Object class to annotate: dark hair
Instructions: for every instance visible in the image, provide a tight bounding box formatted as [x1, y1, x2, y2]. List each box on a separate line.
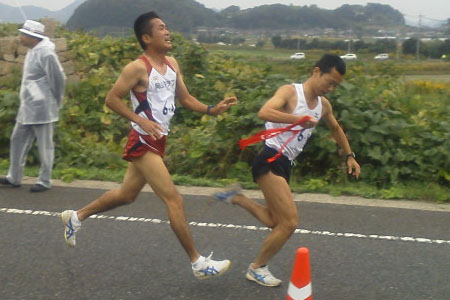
[314, 54, 346, 75]
[134, 11, 160, 50]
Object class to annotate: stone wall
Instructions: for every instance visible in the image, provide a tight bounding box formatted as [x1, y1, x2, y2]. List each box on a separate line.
[0, 27, 79, 84]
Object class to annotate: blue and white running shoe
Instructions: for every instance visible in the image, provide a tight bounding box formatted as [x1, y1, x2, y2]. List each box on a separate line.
[212, 183, 242, 204]
[246, 264, 282, 287]
[192, 252, 231, 279]
[61, 210, 80, 247]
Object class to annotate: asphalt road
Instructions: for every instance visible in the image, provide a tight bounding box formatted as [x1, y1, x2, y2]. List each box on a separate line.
[1, 184, 449, 300]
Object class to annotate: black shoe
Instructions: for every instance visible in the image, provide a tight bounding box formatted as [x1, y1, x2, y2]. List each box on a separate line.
[0, 177, 21, 187]
[30, 184, 49, 193]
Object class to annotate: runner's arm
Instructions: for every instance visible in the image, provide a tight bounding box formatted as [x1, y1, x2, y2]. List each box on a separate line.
[322, 98, 360, 178]
[258, 85, 318, 127]
[168, 57, 237, 115]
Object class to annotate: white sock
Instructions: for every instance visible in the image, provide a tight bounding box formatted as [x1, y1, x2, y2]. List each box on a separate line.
[192, 255, 205, 269]
[71, 211, 81, 227]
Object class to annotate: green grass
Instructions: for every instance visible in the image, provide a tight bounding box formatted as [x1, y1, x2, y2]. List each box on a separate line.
[205, 45, 450, 79]
[205, 45, 293, 59]
[402, 74, 450, 82]
[205, 45, 328, 61]
[1, 160, 448, 203]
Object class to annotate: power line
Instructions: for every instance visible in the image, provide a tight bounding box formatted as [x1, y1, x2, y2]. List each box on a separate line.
[14, 0, 28, 21]
[404, 14, 446, 22]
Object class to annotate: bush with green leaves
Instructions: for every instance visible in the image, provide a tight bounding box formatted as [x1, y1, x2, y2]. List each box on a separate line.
[0, 23, 19, 37]
[317, 63, 449, 186]
[0, 25, 448, 197]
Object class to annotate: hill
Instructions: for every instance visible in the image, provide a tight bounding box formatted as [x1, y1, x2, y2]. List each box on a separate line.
[223, 3, 404, 30]
[66, 0, 405, 34]
[67, 0, 221, 34]
[0, 0, 85, 24]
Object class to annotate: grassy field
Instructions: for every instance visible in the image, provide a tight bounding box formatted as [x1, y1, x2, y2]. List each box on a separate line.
[402, 74, 450, 82]
[205, 44, 450, 80]
[204, 44, 324, 60]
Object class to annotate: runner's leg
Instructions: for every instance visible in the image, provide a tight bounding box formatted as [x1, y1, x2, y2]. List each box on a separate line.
[76, 162, 146, 221]
[131, 151, 200, 262]
[252, 171, 298, 268]
[231, 194, 276, 228]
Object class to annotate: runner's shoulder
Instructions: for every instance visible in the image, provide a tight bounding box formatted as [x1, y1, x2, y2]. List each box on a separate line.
[320, 96, 331, 107]
[277, 84, 297, 99]
[165, 56, 180, 72]
[320, 96, 332, 114]
[121, 59, 148, 77]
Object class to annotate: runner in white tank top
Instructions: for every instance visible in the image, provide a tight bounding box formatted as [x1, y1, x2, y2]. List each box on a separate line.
[212, 54, 360, 287]
[60, 12, 238, 281]
[265, 83, 322, 161]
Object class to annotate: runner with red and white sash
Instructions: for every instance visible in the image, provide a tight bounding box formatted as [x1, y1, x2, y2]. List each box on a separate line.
[214, 54, 361, 287]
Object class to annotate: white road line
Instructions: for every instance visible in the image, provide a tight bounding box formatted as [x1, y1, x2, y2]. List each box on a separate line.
[2, 207, 450, 246]
[17, 177, 450, 212]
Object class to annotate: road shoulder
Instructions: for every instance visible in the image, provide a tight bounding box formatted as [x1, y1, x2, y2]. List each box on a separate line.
[22, 177, 450, 213]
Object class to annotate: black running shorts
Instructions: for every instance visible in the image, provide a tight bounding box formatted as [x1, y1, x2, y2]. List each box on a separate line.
[251, 145, 293, 183]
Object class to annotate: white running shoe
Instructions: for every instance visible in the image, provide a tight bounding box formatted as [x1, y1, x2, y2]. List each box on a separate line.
[192, 252, 231, 279]
[212, 183, 243, 204]
[246, 264, 282, 287]
[61, 210, 81, 247]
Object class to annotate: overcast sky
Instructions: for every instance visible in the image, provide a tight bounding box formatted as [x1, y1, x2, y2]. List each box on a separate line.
[1, 0, 449, 21]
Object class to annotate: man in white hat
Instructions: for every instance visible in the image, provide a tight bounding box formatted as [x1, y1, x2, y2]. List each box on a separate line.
[0, 20, 65, 192]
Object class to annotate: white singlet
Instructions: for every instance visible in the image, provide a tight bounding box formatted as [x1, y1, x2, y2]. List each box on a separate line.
[265, 84, 322, 161]
[130, 56, 177, 136]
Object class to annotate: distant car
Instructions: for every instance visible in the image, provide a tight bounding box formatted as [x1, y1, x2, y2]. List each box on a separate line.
[290, 52, 306, 60]
[340, 53, 357, 60]
[374, 53, 389, 60]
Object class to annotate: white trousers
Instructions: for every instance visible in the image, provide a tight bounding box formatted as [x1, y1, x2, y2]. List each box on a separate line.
[6, 122, 55, 188]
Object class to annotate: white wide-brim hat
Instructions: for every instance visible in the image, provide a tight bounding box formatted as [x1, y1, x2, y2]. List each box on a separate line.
[18, 20, 46, 39]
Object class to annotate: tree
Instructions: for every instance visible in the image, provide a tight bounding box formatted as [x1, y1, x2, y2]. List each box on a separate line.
[256, 40, 265, 48]
[441, 39, 450, 54]
[272, 35, 282, 48]
[369, 39, 396, 53]
[402, 38, 420, 55]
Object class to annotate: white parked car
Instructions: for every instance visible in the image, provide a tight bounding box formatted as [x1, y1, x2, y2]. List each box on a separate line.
[340, 53, 357, 60]
[290, 52, 306, 59]
[374, 53, 389, 60]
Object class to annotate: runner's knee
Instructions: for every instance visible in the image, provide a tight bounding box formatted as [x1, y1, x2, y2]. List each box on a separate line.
[163, 193, 184, 210]
[278, 214, 298, 233]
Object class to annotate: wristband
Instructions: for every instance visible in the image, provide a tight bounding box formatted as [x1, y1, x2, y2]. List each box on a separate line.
[346, 152, 356, 161]
[206, 105, 214, 115]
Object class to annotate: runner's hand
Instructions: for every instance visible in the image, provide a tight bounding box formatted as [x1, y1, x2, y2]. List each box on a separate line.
[301, 117, 318, 128]
[347, 158, 361, 179]
[137, 118, 164, 140]
[209, 97, 238, 116]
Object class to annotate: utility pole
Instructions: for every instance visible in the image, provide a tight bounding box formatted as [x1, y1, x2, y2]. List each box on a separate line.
[416, 14, 422, 60]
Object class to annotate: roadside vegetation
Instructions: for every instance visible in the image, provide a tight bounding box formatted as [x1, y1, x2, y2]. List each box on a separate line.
[0, 25, 448, 202]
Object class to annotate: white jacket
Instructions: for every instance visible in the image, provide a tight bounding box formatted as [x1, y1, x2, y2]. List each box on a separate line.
[17, 37, 66, 124]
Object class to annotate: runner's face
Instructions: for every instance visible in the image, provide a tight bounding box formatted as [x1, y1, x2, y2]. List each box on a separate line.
[313, 67, 343, 96]
[148, 18, 172, 51]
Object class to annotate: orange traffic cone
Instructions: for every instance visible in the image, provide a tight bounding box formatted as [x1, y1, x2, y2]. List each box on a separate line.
[286, 247, 312, 300]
